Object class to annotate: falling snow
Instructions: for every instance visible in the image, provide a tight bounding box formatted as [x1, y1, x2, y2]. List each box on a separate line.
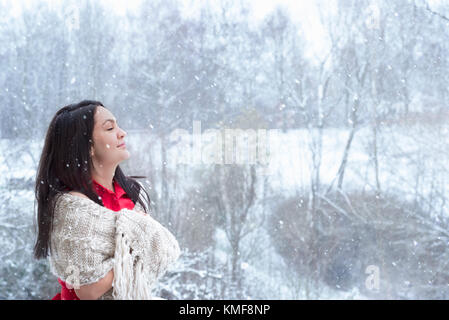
[1, 0, 448, 301]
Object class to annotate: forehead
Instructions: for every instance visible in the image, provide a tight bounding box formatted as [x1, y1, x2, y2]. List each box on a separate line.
[94, 106, 115, 123]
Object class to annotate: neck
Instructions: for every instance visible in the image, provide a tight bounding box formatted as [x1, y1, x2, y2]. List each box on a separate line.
[91, 160, 117, 192]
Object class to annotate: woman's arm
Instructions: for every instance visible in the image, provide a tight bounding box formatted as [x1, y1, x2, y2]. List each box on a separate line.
[74, 269, 114, 300]
[66, 191, 114, 300]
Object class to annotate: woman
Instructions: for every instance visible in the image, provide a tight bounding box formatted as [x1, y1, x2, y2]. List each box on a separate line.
[33, 100, 180, 300]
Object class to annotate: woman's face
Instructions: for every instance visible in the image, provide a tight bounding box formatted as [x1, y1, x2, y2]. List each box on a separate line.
[90, 106, 129, 165]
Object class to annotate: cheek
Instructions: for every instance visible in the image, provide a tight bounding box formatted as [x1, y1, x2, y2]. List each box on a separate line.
[92, 134, 115, 155]
[100, 143, 115, 155]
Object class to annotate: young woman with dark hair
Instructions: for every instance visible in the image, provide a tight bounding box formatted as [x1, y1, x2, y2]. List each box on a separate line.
[33, 100, 180, 300]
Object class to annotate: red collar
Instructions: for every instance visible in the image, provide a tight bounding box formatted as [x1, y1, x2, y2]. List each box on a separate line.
[92, 178, 126, 198]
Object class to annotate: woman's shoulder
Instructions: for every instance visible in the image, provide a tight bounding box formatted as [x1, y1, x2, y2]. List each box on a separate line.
[54, 191, 100, 215]
[67, 190, 89, 199]
[52, 191, 116, 228]
[55, 191, 90, 206]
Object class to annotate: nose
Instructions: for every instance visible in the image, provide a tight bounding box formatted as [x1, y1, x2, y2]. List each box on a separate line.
[118, 127, 127, 138]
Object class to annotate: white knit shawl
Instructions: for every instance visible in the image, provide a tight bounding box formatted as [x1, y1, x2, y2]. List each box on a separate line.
[48, 192, 181, 300]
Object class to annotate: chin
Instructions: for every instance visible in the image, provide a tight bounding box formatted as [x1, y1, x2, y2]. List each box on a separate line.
[117, 149, 130, 161]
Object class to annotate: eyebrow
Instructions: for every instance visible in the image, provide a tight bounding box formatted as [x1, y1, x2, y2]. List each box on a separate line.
[102, 119, 116, 126]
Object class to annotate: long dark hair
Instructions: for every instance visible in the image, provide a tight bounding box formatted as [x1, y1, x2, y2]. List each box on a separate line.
[33, 100, 151, 259]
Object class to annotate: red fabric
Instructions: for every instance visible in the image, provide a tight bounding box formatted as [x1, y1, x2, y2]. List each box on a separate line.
[52, 178, 136, 300]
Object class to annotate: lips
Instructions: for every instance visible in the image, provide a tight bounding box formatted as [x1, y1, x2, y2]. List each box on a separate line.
[117, 142, 126, 148]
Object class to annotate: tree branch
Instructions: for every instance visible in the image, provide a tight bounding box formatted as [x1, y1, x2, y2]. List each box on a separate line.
[422, 1, 449, 22]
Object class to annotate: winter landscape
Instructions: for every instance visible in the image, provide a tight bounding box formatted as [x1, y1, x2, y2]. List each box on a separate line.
[1, 0, 449, 299]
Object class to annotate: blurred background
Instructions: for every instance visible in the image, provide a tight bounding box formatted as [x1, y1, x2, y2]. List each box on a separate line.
[1, 0, 449, 299]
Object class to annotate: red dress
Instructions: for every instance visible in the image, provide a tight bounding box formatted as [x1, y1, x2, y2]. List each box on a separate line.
[52, 178, 136, 300]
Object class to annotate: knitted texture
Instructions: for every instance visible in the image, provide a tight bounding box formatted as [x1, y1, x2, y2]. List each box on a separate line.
[48, 192, 181, 300]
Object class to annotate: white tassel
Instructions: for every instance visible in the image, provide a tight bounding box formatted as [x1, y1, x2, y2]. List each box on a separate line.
[111, 210, 180, 300]
[112, 232, 135, 300]
[113, 230, 155, 300]
[134, 258, 153, 299]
